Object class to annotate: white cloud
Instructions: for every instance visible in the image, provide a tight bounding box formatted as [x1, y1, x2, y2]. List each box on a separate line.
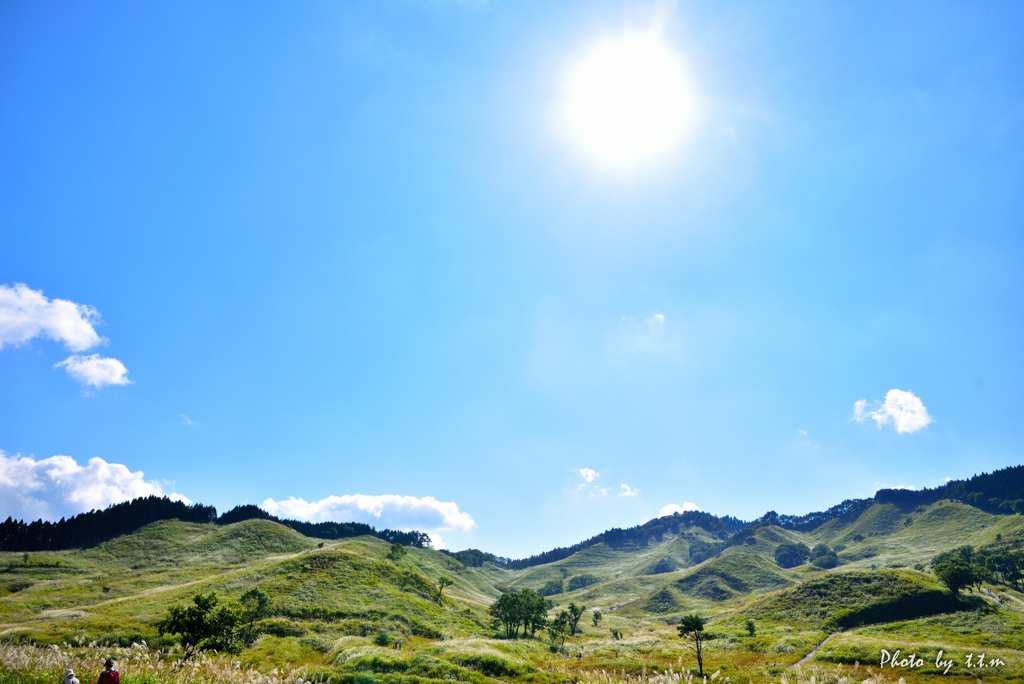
[573, 468, 637, 499]
[179, 414, 194, 426]
[874, 481, 917, 491]
[854, 389, 934, 434]
[260, 494, 477, 534]
[659, 502, 701, 516]
[797, 429, 808, 436]
[0, 283, 131, 389]
[55, 354, 132, 388]
[0, 450, 191, 521]
[0, 283, 104, 351]
[618, 483, 639, 497]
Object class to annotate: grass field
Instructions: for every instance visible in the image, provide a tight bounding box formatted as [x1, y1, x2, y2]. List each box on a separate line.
[2, 502, 1023, 684]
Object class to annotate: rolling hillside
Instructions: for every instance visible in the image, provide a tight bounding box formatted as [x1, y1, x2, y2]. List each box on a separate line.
[3, 470, 1024, 683]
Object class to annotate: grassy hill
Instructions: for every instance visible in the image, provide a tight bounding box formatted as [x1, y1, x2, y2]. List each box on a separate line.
[3, 497, 1024, 683]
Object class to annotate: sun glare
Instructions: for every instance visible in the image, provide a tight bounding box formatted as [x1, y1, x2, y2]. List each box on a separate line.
[563, 34, 696, 169]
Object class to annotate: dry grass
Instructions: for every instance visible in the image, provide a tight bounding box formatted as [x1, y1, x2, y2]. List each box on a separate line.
[0, 641, 921, 684]
[0, 641, 317, 684]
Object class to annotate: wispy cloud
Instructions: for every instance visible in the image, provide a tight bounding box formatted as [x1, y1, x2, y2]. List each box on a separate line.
[54, 354, 132, 388]
[854, 389, 933, 434]
[179, 414, 194, 426]
[618, 483, 639, 497]
[573, 468, 636, 499]
[260, 494, 477, 543]
[874, 481, 917, 491]
[0, 283, 104, 351]
[0, 450, 190, 521]
[659, 502, 701, 516]
[613, 312, 676, 354]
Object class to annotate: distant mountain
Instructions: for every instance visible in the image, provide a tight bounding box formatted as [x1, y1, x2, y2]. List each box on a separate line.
[0, 496, 216, 552]
[752, 464, 1024, 533]
[1, 464, 1020, 558]
[443, 509, 746, 569]
[0, 499, 428, 553]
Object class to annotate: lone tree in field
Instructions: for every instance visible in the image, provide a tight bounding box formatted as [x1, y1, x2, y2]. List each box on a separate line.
[548, 609, 569, 647]
[156, 592, 240, 661]
[677, 613, 710, 677]
[933, 557, 977, 598]
[592, 609, 602, 627]
[436, 575, 453, 604]
[238, 588, 272, 646]
[567, 602, 586, 635]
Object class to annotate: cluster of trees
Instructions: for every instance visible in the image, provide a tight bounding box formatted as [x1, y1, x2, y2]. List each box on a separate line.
[774, 543, 811, 568]
[754, 466, 1024, 537]
[488, 589, 548, 638]
[216, 505, 431, 547]
[876, 465, 1024, 514]
[774, 542, 841, 569]
[756, 499, 875, 533]
[932, 544, 1024, 597]
[0, 496, 217, 552]
[0, 497, 437, 554]
[486, 590, 594, 647]
[156, 589, 272, 661]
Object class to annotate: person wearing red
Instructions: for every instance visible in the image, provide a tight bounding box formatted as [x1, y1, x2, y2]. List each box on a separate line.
[97, 658, 120, 684]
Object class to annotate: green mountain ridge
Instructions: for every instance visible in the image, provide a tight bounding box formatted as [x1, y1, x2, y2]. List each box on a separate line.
[3, 467, 1024, 683]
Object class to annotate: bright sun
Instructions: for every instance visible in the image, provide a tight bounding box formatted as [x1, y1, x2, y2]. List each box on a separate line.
[563, 34, 696, 169]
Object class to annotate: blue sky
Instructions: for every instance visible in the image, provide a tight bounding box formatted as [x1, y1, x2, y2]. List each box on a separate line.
[1, 1, 1022, 557]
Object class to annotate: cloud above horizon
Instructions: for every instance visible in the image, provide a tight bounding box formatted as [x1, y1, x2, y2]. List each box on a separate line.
[574, 467, 638, 499]
[0, 451, 191, 521]
[0, 283, 131, 388]
[659, 502, 701, 516]
[260, 493, 477, 548]
[54, 354, 132, 388]
[0, 283, 104, 351]
[854, 389, 933, 434]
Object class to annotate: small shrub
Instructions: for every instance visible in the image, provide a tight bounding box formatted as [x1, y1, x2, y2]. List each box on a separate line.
[259, 618, 306, 638]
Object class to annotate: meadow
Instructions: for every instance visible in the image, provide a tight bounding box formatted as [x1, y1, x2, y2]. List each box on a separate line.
[2, 500, 1023, 684]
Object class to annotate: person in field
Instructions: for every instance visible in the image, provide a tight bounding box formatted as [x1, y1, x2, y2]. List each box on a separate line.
[62, 668, 79, 684]
[97, 658, 120, 684]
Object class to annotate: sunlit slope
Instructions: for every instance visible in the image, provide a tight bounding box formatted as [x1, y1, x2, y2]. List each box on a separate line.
[525, 501, 1022, 623]
[2, 499, 1022, 647]
[0, 519, 500, 642]
[741, 570, 955, 628]
[817, 501, 1024, 571]
[501, 521, 729, 612]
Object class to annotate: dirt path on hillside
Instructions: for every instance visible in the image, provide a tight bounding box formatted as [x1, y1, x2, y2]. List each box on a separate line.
[0, 547, 316, 637]
[792, 632, 839, 668]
